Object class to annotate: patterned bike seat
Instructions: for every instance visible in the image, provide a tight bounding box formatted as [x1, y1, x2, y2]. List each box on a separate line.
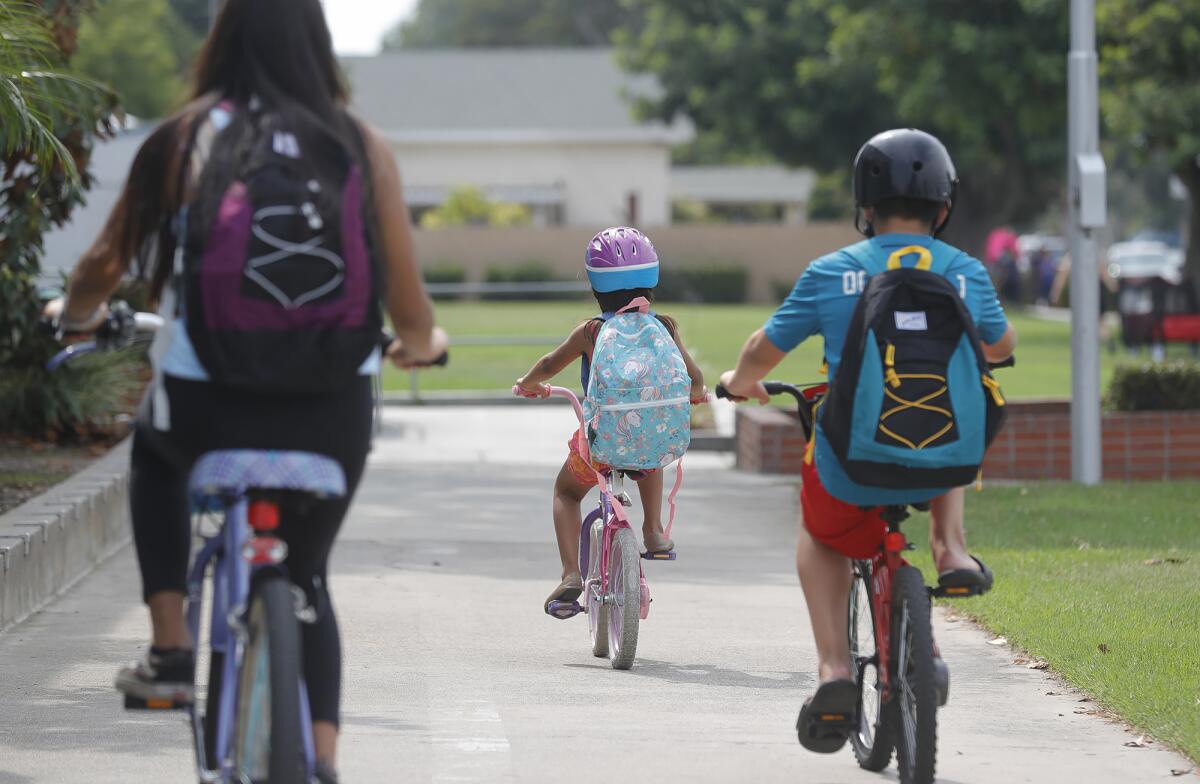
[190, 450, 347, 507]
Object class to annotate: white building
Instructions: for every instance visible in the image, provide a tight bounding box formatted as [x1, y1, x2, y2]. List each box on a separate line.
[343, 48, 694, 228]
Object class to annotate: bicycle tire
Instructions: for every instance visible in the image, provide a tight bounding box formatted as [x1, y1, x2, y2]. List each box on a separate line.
[203, 652, 223, 771]
[232, 575, 307, 784]
[848, 561, 894, 771]
[607, 527, 641, 670]
[586, 518, 610, 658]
[889, 565, 938, 784]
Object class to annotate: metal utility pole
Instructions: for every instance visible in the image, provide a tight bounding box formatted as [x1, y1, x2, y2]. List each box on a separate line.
[210, 0, 220, 30]
[1068, 0, 1107, 484]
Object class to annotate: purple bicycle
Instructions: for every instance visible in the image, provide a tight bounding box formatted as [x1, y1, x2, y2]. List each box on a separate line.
[513, 385, 656, 670]
[48, 304, 342, 783]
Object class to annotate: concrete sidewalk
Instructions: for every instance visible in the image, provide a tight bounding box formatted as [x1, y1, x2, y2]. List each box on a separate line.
[0, 406, 1194, 783]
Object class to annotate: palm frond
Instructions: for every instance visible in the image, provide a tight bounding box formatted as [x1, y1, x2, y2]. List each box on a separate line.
[0, 1, 115, 183]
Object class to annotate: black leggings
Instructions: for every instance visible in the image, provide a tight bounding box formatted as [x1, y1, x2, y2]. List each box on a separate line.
[130, 375, 373, 726]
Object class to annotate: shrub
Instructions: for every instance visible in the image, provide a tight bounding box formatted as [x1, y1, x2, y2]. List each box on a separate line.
[657, 264, 749, 304]
[0, 349, 146, 440]
[423, 263, 466, 301]
[771, 278, 796, 303]
[482, 261, 582, 301]
[1106, 362, 1200, 412]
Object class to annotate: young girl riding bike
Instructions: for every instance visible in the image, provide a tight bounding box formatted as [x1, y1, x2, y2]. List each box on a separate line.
[515, 227, 706, 617]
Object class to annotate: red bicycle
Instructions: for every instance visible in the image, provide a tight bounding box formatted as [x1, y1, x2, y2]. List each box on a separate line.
[718, 378, 998, 784]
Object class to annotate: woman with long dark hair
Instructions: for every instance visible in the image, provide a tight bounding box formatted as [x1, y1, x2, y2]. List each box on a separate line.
[45, 0, 446, 777]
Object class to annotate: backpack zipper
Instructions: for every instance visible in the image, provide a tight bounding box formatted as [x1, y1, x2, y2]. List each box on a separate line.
[598, 396, 691, 412]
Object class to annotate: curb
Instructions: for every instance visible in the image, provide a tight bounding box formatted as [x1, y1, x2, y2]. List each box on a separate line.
[0, 440, 131, 632]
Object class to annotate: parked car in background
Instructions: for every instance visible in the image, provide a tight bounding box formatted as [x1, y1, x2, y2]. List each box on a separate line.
[1107, 240, 1194, 354]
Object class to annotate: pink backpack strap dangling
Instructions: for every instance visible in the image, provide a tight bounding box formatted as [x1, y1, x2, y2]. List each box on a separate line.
[616, 296, 651, 315]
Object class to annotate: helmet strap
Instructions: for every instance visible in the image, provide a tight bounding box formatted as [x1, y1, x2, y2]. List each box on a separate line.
[933, 185, 958, 237]
[855, 207, 876, 239]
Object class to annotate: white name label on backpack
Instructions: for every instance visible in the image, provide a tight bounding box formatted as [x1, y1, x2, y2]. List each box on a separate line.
[894, 311, 928, 331]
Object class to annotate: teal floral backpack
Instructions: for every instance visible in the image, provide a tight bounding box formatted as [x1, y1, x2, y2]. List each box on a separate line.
[582, 298, 692, 471]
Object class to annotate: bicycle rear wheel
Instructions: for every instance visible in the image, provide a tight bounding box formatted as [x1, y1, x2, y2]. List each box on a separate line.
[889, 566, 938, 784]
[848, 561, 894, 771]
[607, 527, 641, 670]
[232, 575, 307, 784]
[586, 517, 609, 658]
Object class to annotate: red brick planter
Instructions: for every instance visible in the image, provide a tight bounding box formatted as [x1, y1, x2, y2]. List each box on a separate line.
[735, 401, 1200, 480]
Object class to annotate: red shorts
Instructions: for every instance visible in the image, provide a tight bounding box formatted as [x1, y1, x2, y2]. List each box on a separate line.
[800, 457, 887, 559]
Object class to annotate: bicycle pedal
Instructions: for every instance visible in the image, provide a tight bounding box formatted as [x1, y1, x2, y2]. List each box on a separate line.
[931, 585, 982, 599]
[812, 712, 856, 730]
[641, 551, 676, 561]
[123, 694, 189, 711]
[545, 600, 581, 620]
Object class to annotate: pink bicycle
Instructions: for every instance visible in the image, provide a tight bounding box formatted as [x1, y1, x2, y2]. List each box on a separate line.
[514, 385, 663, 670]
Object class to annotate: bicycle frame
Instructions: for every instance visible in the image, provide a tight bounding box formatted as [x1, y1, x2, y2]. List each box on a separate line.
[861, 514, 912, 703]
[514, 385, 642, 605]
[186, 497, 315, 783]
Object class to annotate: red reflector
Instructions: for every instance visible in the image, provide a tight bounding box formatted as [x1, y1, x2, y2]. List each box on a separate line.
[248, 500, 280, 531]
[885, 532, 907, 553]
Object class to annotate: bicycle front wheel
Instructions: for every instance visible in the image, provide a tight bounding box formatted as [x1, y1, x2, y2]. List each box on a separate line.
[607, 527, 641, 670]
[889, 565, 938, 784]
[848, 561, 893, 771]
[586, 517, 609, 658]
[233, 575, 307, 784]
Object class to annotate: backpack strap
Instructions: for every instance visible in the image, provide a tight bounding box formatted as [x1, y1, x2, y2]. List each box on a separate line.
[664, 459, 683, 541]
[846, 239, 959, 278]
[617, 296, 651, 314]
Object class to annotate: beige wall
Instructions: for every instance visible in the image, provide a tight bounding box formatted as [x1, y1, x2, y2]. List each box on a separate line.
[394, 142, 672, 227]
[412, 223, 861, 302]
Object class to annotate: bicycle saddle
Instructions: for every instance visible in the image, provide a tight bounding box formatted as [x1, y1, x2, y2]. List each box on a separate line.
[190, 449, 347, 505]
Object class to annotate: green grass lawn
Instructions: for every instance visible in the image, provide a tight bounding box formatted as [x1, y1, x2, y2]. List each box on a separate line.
[904, 483, 1200, 762]
[387, 302, 1164, 398]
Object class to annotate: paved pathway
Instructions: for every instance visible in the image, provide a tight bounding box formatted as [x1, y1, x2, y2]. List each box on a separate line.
[0, 407, 1194, 783]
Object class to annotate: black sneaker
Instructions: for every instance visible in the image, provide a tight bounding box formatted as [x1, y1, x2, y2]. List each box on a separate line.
[316, 761, 339, 784]
[114, 647, 195, 706]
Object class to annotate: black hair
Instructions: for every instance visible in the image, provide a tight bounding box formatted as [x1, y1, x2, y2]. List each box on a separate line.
[593, 288, 655, 313]
[871, 197, 943, 229]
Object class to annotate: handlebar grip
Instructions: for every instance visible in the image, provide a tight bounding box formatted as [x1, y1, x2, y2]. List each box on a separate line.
[714, 384, 732, 400]
[988, 355, 1016, 370]
[427, 351, 449, 368]
[762, 381, 790, 396]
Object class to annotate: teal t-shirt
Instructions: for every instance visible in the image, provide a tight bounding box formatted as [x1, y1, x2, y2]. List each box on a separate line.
[764, 233, 1009, 505]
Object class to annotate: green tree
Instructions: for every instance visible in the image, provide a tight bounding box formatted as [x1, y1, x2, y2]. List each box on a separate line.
[385, 0, 632, 48]
[419, 187, 531, 229]
[169, 0, 209, 37]
[74, 0, 194, 119]
[0, 0, 131, 438]
[1099, 0, 1200, 278]
[619, 0, 1069, 253]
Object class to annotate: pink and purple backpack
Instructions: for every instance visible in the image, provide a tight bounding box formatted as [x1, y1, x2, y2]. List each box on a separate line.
[178, 102, 382, 394]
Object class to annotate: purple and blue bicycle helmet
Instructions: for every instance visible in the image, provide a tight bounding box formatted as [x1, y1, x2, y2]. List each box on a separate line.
[584, 227, 660, 293]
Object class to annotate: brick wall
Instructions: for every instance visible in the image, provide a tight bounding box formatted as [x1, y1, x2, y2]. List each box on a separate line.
[735, 401, 1200, 481]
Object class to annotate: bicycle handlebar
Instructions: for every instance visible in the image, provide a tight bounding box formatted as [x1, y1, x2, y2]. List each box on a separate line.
[512, 384, 585, 424]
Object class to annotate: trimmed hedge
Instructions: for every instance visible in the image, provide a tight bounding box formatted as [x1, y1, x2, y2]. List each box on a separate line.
[1106, 362, 1200, 412]
[423, 264, 467, 301]
[482, 261, 584, 301]
[657, 264, 749, 304]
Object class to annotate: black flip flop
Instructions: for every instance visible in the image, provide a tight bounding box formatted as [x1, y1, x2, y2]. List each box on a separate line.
[796, 679, 858, 753]
[937, 555, 994, 596]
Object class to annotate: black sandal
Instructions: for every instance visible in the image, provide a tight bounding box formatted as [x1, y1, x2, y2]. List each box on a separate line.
[796, 679, 858, 753]
[937, 555, 994, 596]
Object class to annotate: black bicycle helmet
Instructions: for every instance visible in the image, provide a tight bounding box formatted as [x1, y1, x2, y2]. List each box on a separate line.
[853, 128, 958, 236]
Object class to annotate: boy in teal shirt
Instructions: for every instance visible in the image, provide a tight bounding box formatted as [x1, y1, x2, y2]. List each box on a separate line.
[720, 129, 1017, 752]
